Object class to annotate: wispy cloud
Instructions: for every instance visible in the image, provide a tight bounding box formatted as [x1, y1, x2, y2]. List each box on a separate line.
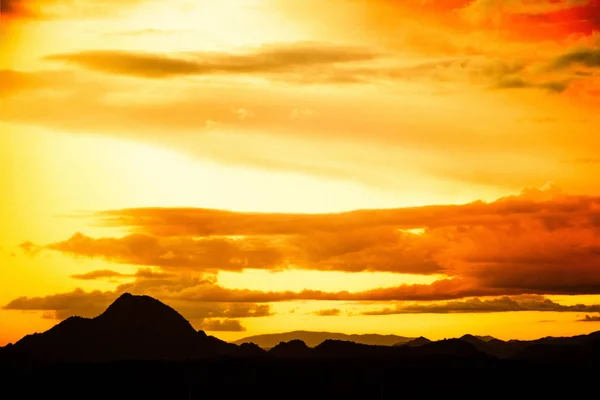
[361, 295, 600, 315]
[578, 314, 600, 322]
[44, 43, 381, 79]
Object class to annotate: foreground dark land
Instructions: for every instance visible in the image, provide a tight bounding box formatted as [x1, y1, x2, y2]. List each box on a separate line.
[1, 293, 599, 399]
[1, 357, 598, 399]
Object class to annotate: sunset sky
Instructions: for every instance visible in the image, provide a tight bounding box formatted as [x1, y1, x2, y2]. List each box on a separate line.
[1, 0, 600, 345]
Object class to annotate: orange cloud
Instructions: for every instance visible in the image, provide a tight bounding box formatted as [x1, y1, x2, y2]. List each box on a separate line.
[4, 283, 273, 322]
[579, 314, 600, 322]
[312, 308, 342, 317]
[369, 0, 599, 41]
[44, 44, 381, 79]
[360, 295, 600, 315]
[48, 233, 286, 272]
[35, 45, 587, 94]
[1, 0, 37, 19]
[69, 268, 174, 281]
[0, 0, 152, 20]
[25, 186, 600, 297]
[196, 319, 246, 332]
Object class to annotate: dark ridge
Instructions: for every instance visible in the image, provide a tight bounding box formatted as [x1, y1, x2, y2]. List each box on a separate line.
[1, 293, 600, 369]
[238, 342, 267, 357]
[268, 340, 312, 358]
[398, 336, 431, 347]
[406, 339, 490, 360]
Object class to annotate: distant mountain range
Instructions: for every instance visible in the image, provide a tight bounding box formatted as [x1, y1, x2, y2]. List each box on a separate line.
[233, 331, 415, 348]
[2, 293, 600, 365]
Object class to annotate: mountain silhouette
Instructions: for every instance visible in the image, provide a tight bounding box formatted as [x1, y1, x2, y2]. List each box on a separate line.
[2, 293, 600, 366]
[233, 330, 415, 348]
[3, 293, 237, 362]
[3, 294, 600, 399]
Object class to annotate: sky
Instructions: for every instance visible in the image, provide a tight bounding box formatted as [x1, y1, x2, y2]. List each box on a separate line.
[1, 0, 600, 345]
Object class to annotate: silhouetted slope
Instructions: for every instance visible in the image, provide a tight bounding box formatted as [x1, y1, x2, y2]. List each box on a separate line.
[238, 342, 268, 357]
[4, 293, 237, 362]
[404, 339, 491, 360]
[268, 339, 312, 358]
[264, 337, 494, 362]
[314, 339, 387, 358]
[511, 331, 600, 362]
[233, 330, 414, 348]
[398, 336, 431, 347]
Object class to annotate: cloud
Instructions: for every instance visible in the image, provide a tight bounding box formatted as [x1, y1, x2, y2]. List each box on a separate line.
[360, 0, 600, 45]
[1, 0, 36, 18]
[47, 232, 287, 272]
[4, 289, 115, 320]
[32, 186, 600, 297]
[196, 319, 246, 332]
[457, 0, 600, 40]
[0, 55, 592, 192]
[0, 0, 152, 20]
[7, 277, 600, 326]
[460, 0, 592, 22]
[552, 48, 600, 70]
[18, 241, 41, 255]
[37, 44, 581, 93]
[312, 308, 341, 316]
[69, 268, 174, 280]
[70, 269, 130, 280]
[44, 43, 381, 79]
[494, 76, 570, 93]
[579, 314, 600, 322]
[3, 274, 274, 321]
[360, 295, 600, 315]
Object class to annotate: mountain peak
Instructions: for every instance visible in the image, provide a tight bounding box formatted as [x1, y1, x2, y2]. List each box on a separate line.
[92, 293, 198, 344]
[6, 293, 236, 362]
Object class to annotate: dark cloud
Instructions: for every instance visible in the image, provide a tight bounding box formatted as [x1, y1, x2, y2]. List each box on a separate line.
[7, 280, 600, 328]
[4, 289, 115, 320]
[70, 269, 130, 280]
[196, 319, 246, 332]
[579, 314, 600, 322]
[552, 48, 600, 70]
[360, 295, 600, 315]
[161, 277, 518, 303]
[38, 46, 577, 94]
[1, 0, 152, 20]
[1, 0, 33, 17]
[69, 268, 174, 280]
[44, 44, 381, 79]
[312, 308, 342, 316]
[494, 76, 570, 93]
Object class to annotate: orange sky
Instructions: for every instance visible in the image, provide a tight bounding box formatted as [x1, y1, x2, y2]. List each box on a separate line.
[1, 0, 600, 345]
